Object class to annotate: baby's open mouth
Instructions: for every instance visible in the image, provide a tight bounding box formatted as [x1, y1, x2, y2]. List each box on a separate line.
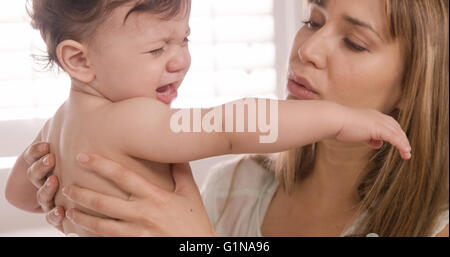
[156, 83, 178, 105]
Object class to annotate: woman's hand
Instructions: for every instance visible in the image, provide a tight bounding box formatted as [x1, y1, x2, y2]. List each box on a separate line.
[24, 141, 65, 232]
[62, 153, 217, 237]
[335, 107, 412, 159]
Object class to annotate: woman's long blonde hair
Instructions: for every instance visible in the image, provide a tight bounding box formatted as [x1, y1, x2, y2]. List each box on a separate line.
[274, 0, 449, 237]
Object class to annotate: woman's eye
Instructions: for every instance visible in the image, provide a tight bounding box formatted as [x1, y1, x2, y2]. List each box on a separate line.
[303, 19, 322, 30]
[184, 37, 190, 43]
[343, 38, 368, 52]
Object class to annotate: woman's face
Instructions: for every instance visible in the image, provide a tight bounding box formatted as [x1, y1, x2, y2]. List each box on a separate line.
[287, 0, 405, 114]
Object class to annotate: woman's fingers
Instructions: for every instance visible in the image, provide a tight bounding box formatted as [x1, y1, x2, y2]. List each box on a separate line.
[27, 154, 55, 188]
[23, 142, 50, 165]
[76, 153, 167, 198]
[66, 208, 143, 237]
[62, 184, 135, 221]
[45, 206, 65, 233]
[36, 175, 59, 212]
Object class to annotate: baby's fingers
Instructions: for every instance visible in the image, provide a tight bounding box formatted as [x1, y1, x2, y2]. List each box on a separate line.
[366, 139, 384, 149]
[380, 125, 411, 160]
[394, 127, 412, 160]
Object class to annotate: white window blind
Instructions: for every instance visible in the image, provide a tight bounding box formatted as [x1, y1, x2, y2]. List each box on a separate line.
[173, 0, 277, 108]
[0, 0, 70, 121]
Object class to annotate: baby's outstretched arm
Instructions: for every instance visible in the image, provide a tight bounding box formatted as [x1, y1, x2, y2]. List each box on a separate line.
[105, 97, 411, 163]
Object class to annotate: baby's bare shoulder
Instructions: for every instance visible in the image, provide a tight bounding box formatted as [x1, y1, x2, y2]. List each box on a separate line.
[107, 97, 166, 116]
[100, 97, 169, 130]
[86, 97, 164, 144]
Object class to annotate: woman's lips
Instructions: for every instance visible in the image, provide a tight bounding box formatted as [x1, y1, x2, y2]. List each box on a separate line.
[156, 83, 178, 105]
[287, 78, 319, 100]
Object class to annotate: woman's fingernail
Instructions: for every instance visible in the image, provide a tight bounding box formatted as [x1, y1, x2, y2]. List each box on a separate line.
[54, 208, 60, 217]
[66, 209, 74, 221]
[45, 178, 52, 188]
[77, 153, 90, 164]
[43, 156, 50, 166]
[62, 186, 70, 197]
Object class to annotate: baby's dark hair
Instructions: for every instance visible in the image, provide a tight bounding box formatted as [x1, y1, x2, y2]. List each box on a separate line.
[28, 0, 190, 70]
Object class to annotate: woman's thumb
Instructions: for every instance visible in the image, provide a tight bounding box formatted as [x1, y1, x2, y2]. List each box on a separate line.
[172, 163, 198, 194]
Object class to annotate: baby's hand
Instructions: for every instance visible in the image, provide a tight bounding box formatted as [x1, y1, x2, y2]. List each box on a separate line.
[335, 107, 411, 160]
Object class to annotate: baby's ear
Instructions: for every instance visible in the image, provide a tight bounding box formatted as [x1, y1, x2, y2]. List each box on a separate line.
[56, 40, 95, 83]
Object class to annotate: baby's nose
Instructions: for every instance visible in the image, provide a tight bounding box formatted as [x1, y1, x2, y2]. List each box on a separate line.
[167, 49, 191, 73]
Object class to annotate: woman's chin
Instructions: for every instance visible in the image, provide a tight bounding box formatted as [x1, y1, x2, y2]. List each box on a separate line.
[286, 94, 297, 100]
[286, 93, 311, 101]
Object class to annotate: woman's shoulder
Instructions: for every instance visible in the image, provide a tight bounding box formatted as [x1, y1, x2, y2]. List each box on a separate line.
[200, 155, 275, 196]
[433, 209, 449, 237]
[199, 155, 277, 236]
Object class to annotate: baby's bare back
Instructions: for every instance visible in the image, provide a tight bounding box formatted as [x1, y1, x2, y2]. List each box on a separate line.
[42, 91, 175, 236]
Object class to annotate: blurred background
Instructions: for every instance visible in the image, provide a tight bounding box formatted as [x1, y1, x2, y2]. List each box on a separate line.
[0, 0, 305, 236]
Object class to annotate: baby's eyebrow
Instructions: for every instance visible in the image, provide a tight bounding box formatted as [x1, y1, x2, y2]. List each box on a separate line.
[148, 27, 191, 43]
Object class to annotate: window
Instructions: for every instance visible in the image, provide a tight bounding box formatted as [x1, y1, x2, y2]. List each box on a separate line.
[175, 0, 277, 108]
[0, 0, 305, 169]
[0, 1, 70, 121]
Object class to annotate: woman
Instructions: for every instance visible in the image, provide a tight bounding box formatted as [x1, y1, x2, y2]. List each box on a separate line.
[21, 0, 448, 236]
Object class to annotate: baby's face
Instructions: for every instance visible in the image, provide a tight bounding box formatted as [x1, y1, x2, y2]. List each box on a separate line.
[87, 3, 191, 105]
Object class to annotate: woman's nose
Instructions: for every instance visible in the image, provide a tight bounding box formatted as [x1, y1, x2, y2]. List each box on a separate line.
[297, 31, 328, 69]
[166, 48, 191, 73]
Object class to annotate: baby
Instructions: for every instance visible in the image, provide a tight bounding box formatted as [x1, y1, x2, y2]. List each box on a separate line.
[5, 0, 411, 237]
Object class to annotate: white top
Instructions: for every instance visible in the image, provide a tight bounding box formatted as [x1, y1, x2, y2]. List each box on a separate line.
[200, 156, 449, 237]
